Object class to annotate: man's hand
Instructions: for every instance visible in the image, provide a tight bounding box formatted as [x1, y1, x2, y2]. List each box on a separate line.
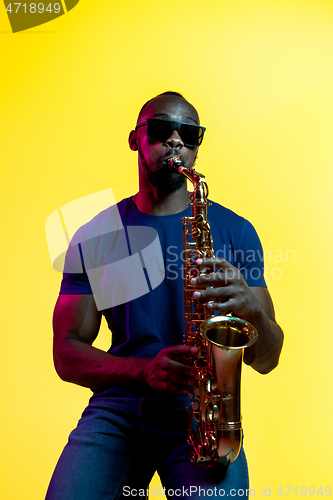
[189, 258, 284, 374]
[190, 258, 262, 319]
[143, 345, 198, 394]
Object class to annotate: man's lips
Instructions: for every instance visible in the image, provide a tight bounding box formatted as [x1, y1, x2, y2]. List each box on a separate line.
[162, 151, 181, 160]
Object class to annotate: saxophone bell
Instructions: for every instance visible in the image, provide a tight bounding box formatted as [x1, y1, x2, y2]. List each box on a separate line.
[197, 315, 257, 467]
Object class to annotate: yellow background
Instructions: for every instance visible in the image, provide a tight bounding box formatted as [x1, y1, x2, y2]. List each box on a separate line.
[1, 0, 332, 498]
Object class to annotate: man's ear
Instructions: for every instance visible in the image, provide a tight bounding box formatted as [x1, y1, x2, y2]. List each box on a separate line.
[128, 130, 138, 151]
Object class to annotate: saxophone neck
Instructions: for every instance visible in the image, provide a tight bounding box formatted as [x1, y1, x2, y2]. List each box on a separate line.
[167, 156, 208, 196]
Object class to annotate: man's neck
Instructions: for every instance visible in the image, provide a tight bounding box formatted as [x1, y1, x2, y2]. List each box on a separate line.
[133, 184, 190, 216]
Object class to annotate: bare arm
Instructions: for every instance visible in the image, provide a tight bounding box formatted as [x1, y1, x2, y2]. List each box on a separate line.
[53, 294, 197, 392]
[241, 286, 283, 373]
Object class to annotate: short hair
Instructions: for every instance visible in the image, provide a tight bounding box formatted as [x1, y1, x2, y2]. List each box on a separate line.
[137, 91, 186, 123]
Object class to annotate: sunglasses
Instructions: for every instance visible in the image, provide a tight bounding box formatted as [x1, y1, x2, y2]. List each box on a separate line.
[135, 118, 206, 147]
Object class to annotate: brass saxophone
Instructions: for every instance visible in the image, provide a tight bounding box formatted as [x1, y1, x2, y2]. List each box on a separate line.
[168, 156, 258, 468]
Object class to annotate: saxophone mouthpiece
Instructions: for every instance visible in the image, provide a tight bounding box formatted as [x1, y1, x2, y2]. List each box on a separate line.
[167, 155, 184, 173]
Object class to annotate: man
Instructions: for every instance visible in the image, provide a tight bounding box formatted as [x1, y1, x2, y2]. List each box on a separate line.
[45, 91, 283, 500]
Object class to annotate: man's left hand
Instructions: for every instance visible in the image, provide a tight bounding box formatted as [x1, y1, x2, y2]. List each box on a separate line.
[190, 257, 262, 318]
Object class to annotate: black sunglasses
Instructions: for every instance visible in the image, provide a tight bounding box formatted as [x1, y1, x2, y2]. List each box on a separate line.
[135, 118, 205, 147]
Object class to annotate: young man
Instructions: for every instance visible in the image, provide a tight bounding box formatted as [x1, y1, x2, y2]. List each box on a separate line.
[45, 92, 283, 499]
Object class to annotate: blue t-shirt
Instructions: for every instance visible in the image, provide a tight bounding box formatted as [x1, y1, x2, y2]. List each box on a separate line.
[60, 197, 266, 359]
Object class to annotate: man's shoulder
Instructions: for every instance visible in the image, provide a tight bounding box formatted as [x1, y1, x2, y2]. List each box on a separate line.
[71, 198, 129, 246]
[208, 200, 260, 244]
[209, 200, 245, 226]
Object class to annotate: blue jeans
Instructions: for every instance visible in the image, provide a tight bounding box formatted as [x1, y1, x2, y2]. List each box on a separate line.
[45, 389, 249, 500]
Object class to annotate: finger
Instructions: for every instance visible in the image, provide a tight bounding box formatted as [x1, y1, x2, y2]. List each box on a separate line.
[196, 257, 233, 270]
[163, 369, 197, 387]
[191, 272, 227, 288]
[147, 364, 196, 394]
[193, 286, 234, 301]
[206, 298, 235, 313]
[191, 269, 240, 288]
[161, 382, 193, 395]
[155, 369, 196, 394]
[164, 345, 196, 356]
[164, 345, 198, 364]
[165, 358, 198, 378]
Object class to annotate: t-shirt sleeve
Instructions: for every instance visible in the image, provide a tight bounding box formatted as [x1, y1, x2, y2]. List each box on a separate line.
[58, 203, 124, 297]
[236, 219, 266, 288]
[59, 242, 93, 295]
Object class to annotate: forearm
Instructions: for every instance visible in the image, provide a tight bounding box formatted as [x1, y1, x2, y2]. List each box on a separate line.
[54, 338, 197, 394]
[53, 339, 148, 391]
[243, 307, 284, 374]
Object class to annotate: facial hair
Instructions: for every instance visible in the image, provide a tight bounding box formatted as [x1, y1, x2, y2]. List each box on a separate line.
[138, 148, 187, 196]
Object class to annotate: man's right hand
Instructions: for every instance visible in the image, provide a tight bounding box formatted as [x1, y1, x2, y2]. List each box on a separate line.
[143, 345, 198, 394]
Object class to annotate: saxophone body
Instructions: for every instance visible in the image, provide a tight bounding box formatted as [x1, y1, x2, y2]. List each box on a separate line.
[168, 156, 258, 468]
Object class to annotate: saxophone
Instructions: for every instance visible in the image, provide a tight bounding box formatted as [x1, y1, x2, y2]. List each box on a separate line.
[168, 156, 258, 468]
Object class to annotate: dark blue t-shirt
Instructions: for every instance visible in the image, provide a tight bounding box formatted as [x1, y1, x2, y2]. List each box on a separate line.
[60, 197, 266, 359]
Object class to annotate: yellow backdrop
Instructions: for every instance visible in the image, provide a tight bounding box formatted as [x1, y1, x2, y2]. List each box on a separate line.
[1, 0, 332, 498]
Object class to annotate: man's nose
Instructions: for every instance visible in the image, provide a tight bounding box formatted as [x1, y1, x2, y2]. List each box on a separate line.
[165, 130, 184, 148]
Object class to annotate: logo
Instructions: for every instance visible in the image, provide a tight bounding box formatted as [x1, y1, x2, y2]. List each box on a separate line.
[3, 0, 79, 33]
[45, 190, 165, 310]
